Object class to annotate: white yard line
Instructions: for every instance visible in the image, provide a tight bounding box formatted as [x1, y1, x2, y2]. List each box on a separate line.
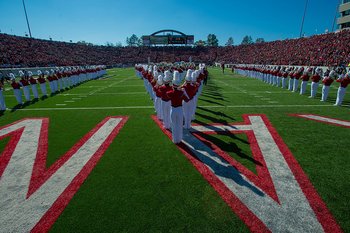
[214, 79, 248, 93]
[113, 85, 144, 87]
[88, 77, 132, 96]
[8, 104, 336, 111]
[49, 93, 145, 96]
[218, 91, 293, 94]
[91, 92, 146, 95]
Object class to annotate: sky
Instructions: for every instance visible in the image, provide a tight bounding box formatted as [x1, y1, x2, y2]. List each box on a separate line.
[0, 0, 340, 46]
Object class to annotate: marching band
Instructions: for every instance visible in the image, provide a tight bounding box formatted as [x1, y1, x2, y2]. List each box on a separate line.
[234, 64, 350, 106]
[0, 65, 106, 109]
[135, 62, 208, 144]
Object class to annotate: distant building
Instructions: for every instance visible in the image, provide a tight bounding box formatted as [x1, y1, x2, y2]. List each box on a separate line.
[338, 0, 350, 29]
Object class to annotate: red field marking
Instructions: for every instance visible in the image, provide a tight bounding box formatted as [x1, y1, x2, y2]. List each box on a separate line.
[0, 116, 128, 233]
[290, 114, 350, 128]
[152, 114, 342, 233]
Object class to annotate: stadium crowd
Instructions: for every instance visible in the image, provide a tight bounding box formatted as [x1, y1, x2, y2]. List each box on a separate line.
[0, 33, 213, 67]
[135, 63, 208, 144]
[1, 30, 350, 67]
[218, 30, 350, 66]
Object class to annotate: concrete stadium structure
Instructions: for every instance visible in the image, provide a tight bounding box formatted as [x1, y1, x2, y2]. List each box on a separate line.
[338, 0, 350, 29]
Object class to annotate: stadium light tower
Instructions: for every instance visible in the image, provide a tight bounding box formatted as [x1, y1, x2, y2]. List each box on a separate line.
[332, 0, 342, 31]
[299, 0, 309, 38]
[22, 0, 32, 38]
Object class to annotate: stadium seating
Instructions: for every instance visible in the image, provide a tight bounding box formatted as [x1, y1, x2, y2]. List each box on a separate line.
[0, 30, 349, 68]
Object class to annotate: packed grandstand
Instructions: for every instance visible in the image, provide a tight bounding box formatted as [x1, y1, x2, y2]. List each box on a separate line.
[1, 29, 350, 68]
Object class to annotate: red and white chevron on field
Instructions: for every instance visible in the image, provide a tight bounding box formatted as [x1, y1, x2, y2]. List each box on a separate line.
[153, 114, 342, 233]
[0, 116, 128, 233]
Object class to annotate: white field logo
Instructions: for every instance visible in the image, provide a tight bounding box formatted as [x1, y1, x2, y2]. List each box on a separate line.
[0, 116, 128, 233]
[153, 114, 342, 233]
[291, 114, 350, 128]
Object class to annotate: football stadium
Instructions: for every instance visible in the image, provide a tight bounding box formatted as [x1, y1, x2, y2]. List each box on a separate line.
[0, 0, 349, 232]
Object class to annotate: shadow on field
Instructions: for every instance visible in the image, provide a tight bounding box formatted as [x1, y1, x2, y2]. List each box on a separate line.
[10, 102, 31, 112]
[194, 112, 229, 123]
[179, 134, 264, 196]
[313, 93, 350, 106]
[198, 98, 224, 106]
[324, 97, 350, 106]
[10, 96, 43, 112]
[196, 131, 262, 167]
[201, 93, 227, 101]
[197, 106, 236, 121]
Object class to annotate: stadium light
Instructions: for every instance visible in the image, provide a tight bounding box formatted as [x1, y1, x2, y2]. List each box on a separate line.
[299, 0, 309, 38]
[332, 0, 342, 32]
[22, 0, 32, 38]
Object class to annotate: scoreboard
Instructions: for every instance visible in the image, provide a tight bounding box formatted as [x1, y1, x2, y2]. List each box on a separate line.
[142, 31, 194, 46]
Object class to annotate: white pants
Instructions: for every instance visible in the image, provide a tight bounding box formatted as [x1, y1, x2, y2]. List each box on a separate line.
[58, 79, 63, 90]
[155, 97, 162, 120]
[293, 79, 299, 92]
[162, 100, 171, 129]
[13, 89, 22, 104]
[321, 85, 330, 101]
[53, 80, 58, 92]
[49, 82, 54, 93]
[40, 83, 47, 96]
[67, 77, 71, 86]
[31, 84, 39, 98]
[171, 106, 183, 144]
[143, 79, 148, 93]
[276, 77, 281, 87]
[0, 90, 6, 110]
[23, 86, 31, 101]
[191, 94, 198, 120]
[300, 81, 308, 95]
[335, 87, 346, 106]
[281, 78, 287, 89]
[310, 82, 319, 98]
[183, 100, 193, 129]
[288, 78, 294, 91]
[273, 76, 277, 86]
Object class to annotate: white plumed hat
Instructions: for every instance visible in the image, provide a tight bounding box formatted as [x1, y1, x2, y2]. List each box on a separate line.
[172, 71, 182, 86]
[163, 70, 172, 82]
[185, 69, 193, 81]
[191, 70, 198, 82]
[157, 75, 163, 85]
[18, 70, 24, 77]
[9, 73, 15, 80]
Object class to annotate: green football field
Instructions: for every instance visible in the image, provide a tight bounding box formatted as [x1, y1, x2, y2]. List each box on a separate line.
[0, 67, 349, 232]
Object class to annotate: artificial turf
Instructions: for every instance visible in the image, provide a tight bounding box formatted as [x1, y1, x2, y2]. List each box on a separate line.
[0, 67, 349, 232]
